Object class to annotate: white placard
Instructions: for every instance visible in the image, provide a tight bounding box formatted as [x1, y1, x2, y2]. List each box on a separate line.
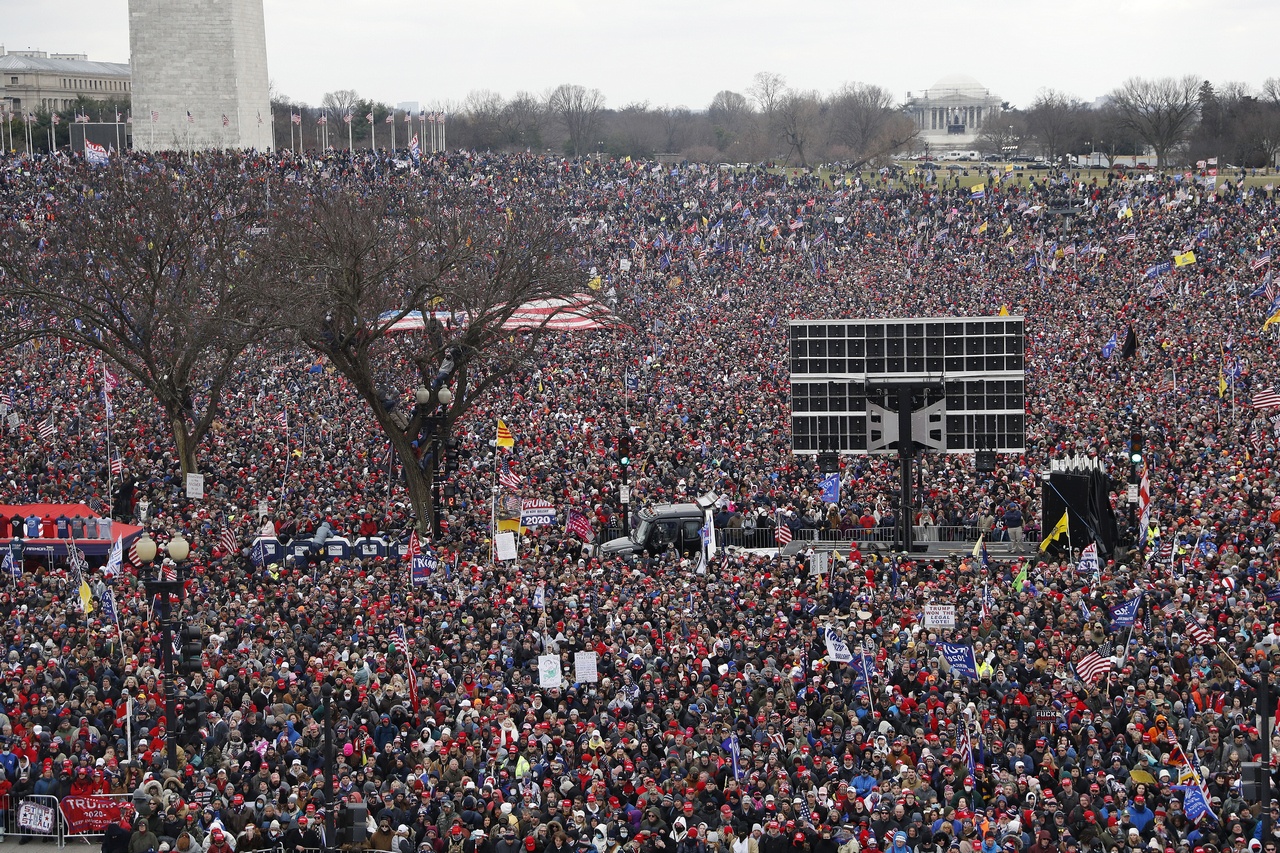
[18, 802, 54, 833]
[185, 473, 205, 499]
[494, 531, 518, 562]
[538, 654, 563, 689]
[619, 258, 632, 272]
[811, 551, 830, 579]
[923, 604, 956, 629]
[574, 651, 599, 683]
[620, 485, 630, 505]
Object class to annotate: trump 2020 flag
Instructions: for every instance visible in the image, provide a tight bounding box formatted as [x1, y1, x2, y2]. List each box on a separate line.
[823, 628, 854, 663]
[1173, 785, 1217, 823]
[819, 472, 840, 504]
[1110, 594, 1142, 629]
[1077, 542, 1100, 575]
[411, 551, 439, 587]
[938, 642, 979, 680]
[1, 549, 16, 581]
[104, 536, 123, 581]
[99, 587, 119, 626]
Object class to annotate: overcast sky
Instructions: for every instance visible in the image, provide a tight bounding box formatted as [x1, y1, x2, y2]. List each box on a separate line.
[7, 0, 1277, 111]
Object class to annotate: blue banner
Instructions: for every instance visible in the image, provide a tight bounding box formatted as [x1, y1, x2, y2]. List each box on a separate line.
[1109, 595, 1142, 629]
[819, 472, 840, 504]
[1173, 785, 1217, 823]
[411, 553, 441, 587]
[938, 642, 979, 679]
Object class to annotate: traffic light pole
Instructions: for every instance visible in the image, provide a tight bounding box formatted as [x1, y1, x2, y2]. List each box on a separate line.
[143, 577, 184, 771]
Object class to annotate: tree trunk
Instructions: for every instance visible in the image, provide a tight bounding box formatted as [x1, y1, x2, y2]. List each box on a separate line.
[388, 427, 435, 535]
[169, 410, 199, 477]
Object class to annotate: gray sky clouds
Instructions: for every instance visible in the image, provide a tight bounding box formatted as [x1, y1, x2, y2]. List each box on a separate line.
[7, 0, 1277, 111]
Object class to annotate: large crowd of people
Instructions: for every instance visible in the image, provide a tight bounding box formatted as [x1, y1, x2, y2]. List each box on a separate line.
[0, 146, 1279, 853]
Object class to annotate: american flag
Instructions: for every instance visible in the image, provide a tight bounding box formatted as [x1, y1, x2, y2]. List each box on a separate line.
[1074, 640, 1114, 683]
[1, 391, 12, 407]
[343, 113, 352, 124]
[221, 114, 229, 127]
[955, 721, 976, 775]
[775, 519, 792, 546]
[1253, 252, 1272, 271]
[51, 113, 61, 126]
[405, 530, 421, 561]
[317, 115, 327, 126]
[87, 495, 105, 515]
[127, 538, 140, 567]
[393, 626, 419, 711]
[1117, 233, 1136, 243]
[499, 460, 521, 491]
[110, 456, 124, 476]
[1252, 430, 1268, 453]
[1185, 620, 1213, 646]
[1252, 389, 1280, 410]
[980, 584, 995, 620]
[186, 111, 194, 124]
[38, 415, 55, 442]
[291, 113, 301, 126]
[276, 410, 287, 428]
[366, 112, 374, 123]
[150, 110, 159, 123]
[161, 561, 177, 582]
[385, 114, 393, 124]
[219, 529, 238, 556]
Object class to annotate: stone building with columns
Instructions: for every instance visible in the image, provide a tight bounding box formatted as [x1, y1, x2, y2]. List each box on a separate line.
[904, 74, 1003, 152]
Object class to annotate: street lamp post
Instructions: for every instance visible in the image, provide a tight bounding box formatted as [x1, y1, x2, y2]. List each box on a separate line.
[322, 683, 335, 842]
[1261, 659, 1272, 834]
[138, 532, 189, 771]
[413, 386, 452, 538]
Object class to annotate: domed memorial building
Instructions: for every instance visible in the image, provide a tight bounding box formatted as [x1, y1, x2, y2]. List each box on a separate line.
[904, 73, 1003, 152]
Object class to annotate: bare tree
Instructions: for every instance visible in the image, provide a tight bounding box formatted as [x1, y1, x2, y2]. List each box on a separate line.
[267, 180, 585, 531]
[749, 72, 788, 120]
[547, 84, 606, 156]
[1107, 76, 1201, 168]
[463, 89, 506, 150]
[498, 91, 547, 149]
[826, 83, 918, 168]
[1265, 78, 1280, 107]
[659, 106, 694, 153]
[1025, 88, 1086, 163]
[775, 89, 823, 166]
[321, 88, 361, 121]
[0, 157, 274, 476]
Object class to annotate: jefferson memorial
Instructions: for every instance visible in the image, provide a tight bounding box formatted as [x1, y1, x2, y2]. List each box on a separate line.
[904, 74, 1003, 149]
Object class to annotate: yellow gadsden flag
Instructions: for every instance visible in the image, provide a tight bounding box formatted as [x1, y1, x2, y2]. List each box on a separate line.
[1174, 250, 1197, 268]
[496, 420, 515, 448]
[1038, 510, 1069, 552]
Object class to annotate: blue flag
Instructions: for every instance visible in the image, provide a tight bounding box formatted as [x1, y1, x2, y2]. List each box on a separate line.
[99, 587, 118, 625]
[1265, 587, 1280, 604]
[721, 735, 744, 780]
[1173, 785, 1217, 823]
[2, 548, 16, 580]
[1109, 595, 1142, 629]
[251, 539, 266, 568]
[938, 643, 979, 680]
[1101, 333, 1118, 359]
[819, 472, 839, 504]
[411, 552, 440, 587]
[1145, 261, 1172, 279]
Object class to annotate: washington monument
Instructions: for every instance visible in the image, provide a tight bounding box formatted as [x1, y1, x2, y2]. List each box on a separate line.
[129, 0, 273, 151]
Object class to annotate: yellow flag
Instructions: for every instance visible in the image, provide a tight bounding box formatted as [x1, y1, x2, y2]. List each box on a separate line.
[1174, 250, 1197, 267]
[587, 276, 602, 291]
[997, 304, 1010, 317]
[1005, 164, 1014, 173]
[977, 221, 988, 234]
[1264, 307, 1280, 330]
[496, 420, 515, 448]
[1038, 510, 1070, 551]
[1120, 207, 1133, 220]
[1003, 224, 1012, 236]
[760, 237, 767, 253]
[79, 579, 94, 613]
[701, 216, 708, 228]
[1218, 369, 1227, 398]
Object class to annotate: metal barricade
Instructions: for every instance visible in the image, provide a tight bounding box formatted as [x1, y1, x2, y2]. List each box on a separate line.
[5, 793, 64, 846]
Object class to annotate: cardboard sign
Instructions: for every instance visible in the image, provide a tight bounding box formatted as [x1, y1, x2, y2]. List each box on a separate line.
[538, 654, 563, 689]
[922, 604, 956, 629]
[17, 801, 54, 833]
[185, 473, 205, 499]
[494, 532, 518, 562]
[574, 651, 599, 683]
